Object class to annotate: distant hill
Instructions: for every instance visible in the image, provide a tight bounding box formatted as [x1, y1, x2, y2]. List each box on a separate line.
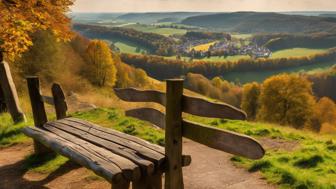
[181, 12, 336, 33]
[116, 12, 210, 24]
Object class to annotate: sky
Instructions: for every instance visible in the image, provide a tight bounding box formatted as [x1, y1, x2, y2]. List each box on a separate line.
[71, 0, 336, 13]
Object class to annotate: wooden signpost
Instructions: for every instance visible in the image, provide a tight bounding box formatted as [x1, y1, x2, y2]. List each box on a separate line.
[0, 53, 25, 122]
[114, 79, 265, 189]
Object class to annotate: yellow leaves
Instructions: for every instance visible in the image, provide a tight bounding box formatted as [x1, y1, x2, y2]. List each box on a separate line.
[0, 0, 74, 60]
[258, 74, 316, 128]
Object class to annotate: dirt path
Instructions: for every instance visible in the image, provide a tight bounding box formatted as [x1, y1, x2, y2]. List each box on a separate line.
[0, 141, 275, 189]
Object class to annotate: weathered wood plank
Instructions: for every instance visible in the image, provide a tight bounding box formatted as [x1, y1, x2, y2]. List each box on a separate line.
[114, 88, 166, 106]
[52, 83, 67, 119]
[43, 125, 141, 181]
[66, 117, 165, 155]
[165, 79, 184, 189]
[123, 108, 263, 159]
[57, 119, 165, 164]
[0, 61, 25, 122]
[126, 108, 165, 129]
[26, 76, 51, 155]
[45, 121, 156, 174]
[41, 95, 55, 105]
[22, 127, 125, 183]
[182, 120, 265, 159]
[182, 95, 247, 120]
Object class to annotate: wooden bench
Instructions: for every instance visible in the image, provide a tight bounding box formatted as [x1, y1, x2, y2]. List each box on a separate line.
[22, 77, 265, 189]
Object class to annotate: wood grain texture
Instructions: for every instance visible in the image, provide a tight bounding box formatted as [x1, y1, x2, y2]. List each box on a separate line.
[182, 95, 247, 120]
[165, 79, 184, 189]
[0, 61, 25, 122]
[124, 107, 263, 159]
[43, 125, 141, 181]
[26, 76, 51, 155]
[66, 118, 165, 155]
[45, 121, 156, 175]
[52, 83, 67, 119]
[114, 88, 166, 106]
[182, 120, 265, 159]
[126, 108, 165, 129]
[22, 127, 125, 183]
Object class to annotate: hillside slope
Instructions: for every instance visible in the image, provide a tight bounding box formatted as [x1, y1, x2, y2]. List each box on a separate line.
[181, 12, 336, 33]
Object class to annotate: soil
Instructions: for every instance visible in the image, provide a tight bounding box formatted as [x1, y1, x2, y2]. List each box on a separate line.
[0, 139, 276, 189]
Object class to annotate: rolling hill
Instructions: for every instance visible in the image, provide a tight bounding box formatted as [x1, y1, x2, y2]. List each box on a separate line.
[116, 12, 210, 24]
[181, 12, 336, 33]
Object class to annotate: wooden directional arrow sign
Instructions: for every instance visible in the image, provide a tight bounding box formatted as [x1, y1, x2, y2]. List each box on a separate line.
[126, 108, 264, 159]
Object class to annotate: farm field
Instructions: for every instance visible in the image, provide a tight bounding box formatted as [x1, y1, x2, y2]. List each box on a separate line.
[271, 48, 329, 58]
[123, 23, 187, 36]
[191, 41, 217, 51]
[221, 61, 336, 84]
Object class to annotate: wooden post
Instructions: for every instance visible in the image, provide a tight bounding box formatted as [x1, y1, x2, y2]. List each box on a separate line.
[52, 83, 67, 120]
[0, 56, 25, 122]
[165, 79, 184, 189]
[26, 76, 51, 155]
[132, 171, 163, 189]
[0, 84, 6, 113]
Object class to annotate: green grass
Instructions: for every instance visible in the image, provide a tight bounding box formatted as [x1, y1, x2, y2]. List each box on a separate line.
[187, 116, 336, 189]
[124, 24, 187, 36]
[271, 48, 329, 59]
[0, 113, 32, 147]
[232, 34, 252, 39]
[221, 61, 336, 84]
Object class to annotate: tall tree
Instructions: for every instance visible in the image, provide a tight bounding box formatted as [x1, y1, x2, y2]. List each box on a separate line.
[0, 0, 74, 60]
[241, 82, 260, 120]
[85, 40, 117, 87]
[258, 74, 315, 128]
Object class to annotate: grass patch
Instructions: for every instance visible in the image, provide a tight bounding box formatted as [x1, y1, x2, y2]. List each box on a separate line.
[271, 48, 328, 59]
[187, 116, 336, 188]
[0, 113, 32, 147]
[24, 153, 69, 174]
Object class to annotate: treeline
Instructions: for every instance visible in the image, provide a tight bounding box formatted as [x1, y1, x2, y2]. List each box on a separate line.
[120, 49, 336, 80]
[12, 31, 153, 92]
[253, 33, 336, 51]
[181, 31, 231, 41]
[241, 74, 336, 133]
[73, 24, 177, 56]
[308, 66, 336, 101]
[184, 73, 241, 107]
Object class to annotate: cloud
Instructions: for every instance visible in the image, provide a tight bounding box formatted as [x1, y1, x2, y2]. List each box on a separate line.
[71, 0, 336, 12]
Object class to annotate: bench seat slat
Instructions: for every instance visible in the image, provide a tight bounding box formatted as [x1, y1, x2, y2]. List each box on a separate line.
[56, 119, 165, 164]
[42, 125, 141, 181]
[22, 127, 124, 183]
[66, 118, 165, 155]
[45, 121, 156, 174]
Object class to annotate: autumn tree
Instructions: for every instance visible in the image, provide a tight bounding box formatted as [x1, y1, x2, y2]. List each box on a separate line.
[311, 97, 336, 132]
[257, 74, 315, 128]
[0, 0, 74, 60]
[241, 82, 260, 120]
[85, 40, 117, 87]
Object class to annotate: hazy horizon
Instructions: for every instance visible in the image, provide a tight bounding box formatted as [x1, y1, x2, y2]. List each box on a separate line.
[72, 0, 336, 13]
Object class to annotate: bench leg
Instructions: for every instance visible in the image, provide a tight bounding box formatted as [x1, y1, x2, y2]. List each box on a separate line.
[112, 180, 130, 189]
[132, 171, 163, 189]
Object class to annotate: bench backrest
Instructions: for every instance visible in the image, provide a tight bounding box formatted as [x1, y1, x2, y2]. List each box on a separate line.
[114, 79, 265, 189]
[26, 76, 67, 128]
